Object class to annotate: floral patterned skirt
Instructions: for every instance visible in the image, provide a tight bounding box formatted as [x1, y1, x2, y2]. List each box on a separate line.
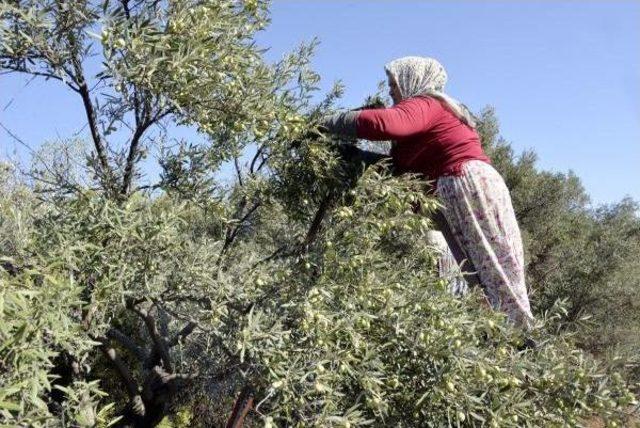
[426, 230, 469, 296]
[436, 160, 534, 327]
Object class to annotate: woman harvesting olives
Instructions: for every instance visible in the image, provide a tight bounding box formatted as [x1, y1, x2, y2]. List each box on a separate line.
[320, 56, 534, 328]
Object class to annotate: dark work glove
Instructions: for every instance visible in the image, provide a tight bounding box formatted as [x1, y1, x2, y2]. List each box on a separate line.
[318, 111, 358, 138]
[317, 99, 385, 138]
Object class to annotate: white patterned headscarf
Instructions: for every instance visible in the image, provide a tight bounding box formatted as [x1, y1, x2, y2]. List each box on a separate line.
[384, 56, 476, 128]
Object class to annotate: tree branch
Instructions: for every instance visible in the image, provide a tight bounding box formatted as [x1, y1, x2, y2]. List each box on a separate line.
[120, 121, 150, 196]
[219, 201, 261, 258]
[98, 338, 139, 398]
[249, 145, 264, 175]
[155, 303, 237, 361]
[0, 63, 80, 92]
[234, 156, 244, 186]
[106, 328, 146, 362]
[168, 322, 197, 348]
[225, 385, 254, 428]
[64, 31, 112, 188]
[120, 109, 172, 196]
[304, 192, 334, 247]
[128, 302, 173, 372]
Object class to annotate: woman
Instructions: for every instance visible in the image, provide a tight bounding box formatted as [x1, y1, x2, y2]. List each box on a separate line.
[320, 56, 534, 328]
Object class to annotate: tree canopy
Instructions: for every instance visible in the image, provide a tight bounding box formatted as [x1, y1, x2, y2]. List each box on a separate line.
[1, 1, 638, 427]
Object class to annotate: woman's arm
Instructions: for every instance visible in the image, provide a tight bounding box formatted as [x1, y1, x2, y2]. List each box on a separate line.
[356, 97, 438, 141]
[319, 97, 438, 141]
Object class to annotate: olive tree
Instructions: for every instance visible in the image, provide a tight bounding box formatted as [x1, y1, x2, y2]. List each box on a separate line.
[1, 0, 327, 425]
[1, 1, 638, 427]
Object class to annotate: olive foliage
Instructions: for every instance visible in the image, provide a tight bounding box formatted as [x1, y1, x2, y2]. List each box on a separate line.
[1, 1, 638, 427]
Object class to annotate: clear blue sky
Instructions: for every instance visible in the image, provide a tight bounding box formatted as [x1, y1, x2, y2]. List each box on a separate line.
[2, 1, 639, 206]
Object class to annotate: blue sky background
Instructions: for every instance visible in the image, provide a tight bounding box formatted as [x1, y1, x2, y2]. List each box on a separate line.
[2, 1, 639, 206]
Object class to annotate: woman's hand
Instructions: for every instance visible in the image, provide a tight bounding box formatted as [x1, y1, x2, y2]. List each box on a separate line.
[318, 111, 359, 138]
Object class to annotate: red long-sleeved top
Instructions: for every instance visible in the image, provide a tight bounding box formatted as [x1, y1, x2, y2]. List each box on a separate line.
[355, 96, 490, 182]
